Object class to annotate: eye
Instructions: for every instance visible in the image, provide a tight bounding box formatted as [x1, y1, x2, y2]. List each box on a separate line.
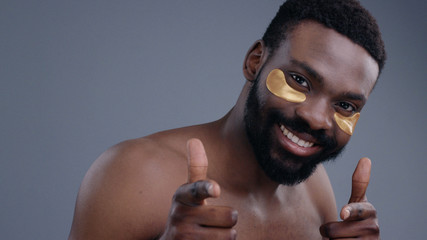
[290, 73, 308, 87]
[338, 102, 355, 112]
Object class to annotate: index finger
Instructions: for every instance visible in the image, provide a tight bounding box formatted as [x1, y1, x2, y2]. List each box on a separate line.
[349, 157, 371, 203]
[187, 138, 208, 183]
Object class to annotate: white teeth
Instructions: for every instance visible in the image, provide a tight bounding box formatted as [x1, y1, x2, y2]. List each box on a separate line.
[291, 135, 299, 143]
[279, 125, 314, 148]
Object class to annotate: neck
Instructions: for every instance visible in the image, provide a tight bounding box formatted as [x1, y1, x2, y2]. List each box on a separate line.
[209, 82, 282, 197]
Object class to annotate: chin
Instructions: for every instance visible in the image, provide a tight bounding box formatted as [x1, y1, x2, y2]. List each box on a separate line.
[269, 141, 346, 185]
[258, 152, 322, 186]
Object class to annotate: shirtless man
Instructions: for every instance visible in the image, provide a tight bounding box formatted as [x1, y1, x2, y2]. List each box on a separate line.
[69, 0, 386, 239]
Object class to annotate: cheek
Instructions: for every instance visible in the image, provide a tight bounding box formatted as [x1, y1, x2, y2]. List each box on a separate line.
[335, 129, 351, 148]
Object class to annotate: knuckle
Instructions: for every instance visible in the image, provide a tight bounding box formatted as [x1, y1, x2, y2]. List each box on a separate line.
[191, 181, 201, 198]
[191, 181, 209, 199]
[173, 181, 211, 206]
[356, 206, 364, 218]
[360, 219, 380, 238]
[356, 202, 377, 219]
[369, 221, 380, 234]
[172, 184, 187, 201]
[319, 223, 332, 237]
[350, 202, 370, 219]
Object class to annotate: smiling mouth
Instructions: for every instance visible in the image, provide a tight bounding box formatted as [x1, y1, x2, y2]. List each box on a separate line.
[279, 124, 314, 148]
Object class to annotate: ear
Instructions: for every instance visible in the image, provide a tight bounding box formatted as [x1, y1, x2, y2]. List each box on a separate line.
[243, 40, 267, 82]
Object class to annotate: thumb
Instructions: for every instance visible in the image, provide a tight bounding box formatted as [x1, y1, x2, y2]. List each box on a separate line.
[348, 157, 371, 203]
[187, 138, 209, 183]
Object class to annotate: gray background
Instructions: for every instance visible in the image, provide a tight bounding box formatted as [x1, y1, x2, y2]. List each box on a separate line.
[1, 0, 426, 239]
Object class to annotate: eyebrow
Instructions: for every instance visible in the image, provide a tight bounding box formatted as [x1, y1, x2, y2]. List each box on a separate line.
[341, 92, 366, 103]
[290, 58, 324, 84]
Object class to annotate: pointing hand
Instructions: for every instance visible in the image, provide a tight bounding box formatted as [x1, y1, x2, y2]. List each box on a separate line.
[160, 139, 238, 240]
[320, 158, 380, 239]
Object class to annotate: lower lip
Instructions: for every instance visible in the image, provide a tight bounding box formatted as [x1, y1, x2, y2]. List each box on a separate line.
[275, 125, 321, 157]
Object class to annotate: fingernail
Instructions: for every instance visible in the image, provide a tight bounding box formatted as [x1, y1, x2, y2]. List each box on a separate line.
[207, 183, 214, 195]
[342, 208, 350, 220]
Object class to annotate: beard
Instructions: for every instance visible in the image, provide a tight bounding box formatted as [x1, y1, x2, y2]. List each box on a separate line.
[244, 77, 345, 186]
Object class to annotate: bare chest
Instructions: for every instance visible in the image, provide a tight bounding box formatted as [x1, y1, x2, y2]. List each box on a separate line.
[207, 189, 324, 239]
[233, 205, 324, 240]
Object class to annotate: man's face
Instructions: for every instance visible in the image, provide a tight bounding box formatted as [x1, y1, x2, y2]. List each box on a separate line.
[244, 21, 379, 185]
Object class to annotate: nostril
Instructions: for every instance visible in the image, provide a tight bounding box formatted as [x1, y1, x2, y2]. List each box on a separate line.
[295, 100, 334, 131]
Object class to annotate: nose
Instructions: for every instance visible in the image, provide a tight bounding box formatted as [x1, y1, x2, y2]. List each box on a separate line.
[294, 98, 333, 132]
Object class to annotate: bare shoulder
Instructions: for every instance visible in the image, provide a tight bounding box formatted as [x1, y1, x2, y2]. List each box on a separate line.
[69, 134, 189, 240]
[305, 164, 338, 223]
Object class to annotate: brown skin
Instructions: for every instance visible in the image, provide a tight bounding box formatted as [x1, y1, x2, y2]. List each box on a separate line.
[69, 21, 379, 240]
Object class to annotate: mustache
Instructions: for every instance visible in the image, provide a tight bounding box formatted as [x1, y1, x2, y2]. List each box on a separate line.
[269, 110, 337, 148]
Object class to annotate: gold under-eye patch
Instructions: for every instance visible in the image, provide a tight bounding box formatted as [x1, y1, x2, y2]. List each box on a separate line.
[266, 69, 306, 103]
[334, 112, 360, 135]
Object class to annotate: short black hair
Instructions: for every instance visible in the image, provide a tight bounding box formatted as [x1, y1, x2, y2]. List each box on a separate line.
[262, 0, 386, 74]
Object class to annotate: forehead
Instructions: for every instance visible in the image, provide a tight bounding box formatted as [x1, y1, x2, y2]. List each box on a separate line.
[269, 21, 379, 97]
